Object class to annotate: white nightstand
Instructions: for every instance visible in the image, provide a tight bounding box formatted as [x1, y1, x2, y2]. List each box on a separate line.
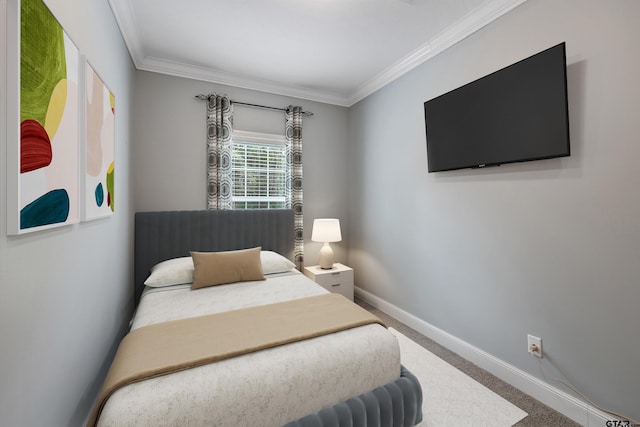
[303, 263, 354, 301]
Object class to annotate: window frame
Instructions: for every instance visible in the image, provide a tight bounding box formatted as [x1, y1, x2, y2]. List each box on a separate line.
[230, 130, 288, 210]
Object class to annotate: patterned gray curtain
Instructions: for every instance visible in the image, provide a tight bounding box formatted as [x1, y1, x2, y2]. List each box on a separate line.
[206, 94, 233, 209]
[285, 106, 304, 269]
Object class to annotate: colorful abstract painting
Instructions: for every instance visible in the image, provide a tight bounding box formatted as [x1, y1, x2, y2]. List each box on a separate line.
[13, 0, 80, 233]
[83, 62, 115, 220]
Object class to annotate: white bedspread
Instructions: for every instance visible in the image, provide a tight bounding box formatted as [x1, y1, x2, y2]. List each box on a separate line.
[97, 271, 401, 427]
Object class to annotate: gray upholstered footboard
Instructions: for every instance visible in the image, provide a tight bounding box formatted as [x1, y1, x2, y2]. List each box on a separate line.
[285, 365, 423, 427]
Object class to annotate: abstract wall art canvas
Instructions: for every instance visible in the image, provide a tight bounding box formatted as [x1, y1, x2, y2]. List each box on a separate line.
[7, 0, 80, 234]
[83, 62, 115, 220]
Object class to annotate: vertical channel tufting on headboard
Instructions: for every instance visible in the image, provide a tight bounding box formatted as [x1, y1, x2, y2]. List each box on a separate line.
[134, 209, 295, 306]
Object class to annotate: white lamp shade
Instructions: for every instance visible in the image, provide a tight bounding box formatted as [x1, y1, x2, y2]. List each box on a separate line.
[311, 218, 341, 243]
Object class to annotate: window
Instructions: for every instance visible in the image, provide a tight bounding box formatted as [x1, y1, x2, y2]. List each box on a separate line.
[231, 130, 287, 209]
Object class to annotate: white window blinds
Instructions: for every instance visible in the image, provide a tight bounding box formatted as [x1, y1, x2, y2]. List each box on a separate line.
[231, 131, 287, 209]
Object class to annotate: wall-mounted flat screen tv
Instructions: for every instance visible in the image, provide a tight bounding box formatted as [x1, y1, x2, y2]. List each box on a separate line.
[424, 42, 570, 173]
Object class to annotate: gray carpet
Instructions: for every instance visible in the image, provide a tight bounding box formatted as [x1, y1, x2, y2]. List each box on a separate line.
[356, 298, 581, 427]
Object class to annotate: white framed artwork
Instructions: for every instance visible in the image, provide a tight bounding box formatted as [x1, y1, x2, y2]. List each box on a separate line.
[7, 0, 81, 234]
[82, 61, 115, 221]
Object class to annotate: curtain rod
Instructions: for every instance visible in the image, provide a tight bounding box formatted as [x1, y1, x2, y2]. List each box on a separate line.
[194, 94, 313, 116]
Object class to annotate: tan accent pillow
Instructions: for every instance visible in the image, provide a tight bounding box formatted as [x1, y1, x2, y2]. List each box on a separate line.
[190, 247, 266, 289]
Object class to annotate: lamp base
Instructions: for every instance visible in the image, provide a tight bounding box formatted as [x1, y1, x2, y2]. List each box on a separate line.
[318, 242, 335, 269]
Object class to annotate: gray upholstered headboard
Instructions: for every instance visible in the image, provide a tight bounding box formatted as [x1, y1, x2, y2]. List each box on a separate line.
[134, 209, 294, 305]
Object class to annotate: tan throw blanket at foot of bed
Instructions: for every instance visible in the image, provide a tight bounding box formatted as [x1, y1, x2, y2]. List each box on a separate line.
[87, 293, 385, 427]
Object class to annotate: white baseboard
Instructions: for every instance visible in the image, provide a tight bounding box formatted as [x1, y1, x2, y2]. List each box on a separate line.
[355, 287, 612, 427]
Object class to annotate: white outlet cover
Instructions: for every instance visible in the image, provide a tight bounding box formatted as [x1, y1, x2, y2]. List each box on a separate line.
[527, 334, 543, 358]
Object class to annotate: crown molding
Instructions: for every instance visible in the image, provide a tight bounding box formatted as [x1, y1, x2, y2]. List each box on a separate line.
[138, 56, 351, 107]
[347, 0, 527, 106]
[108, 0, 144, 68]
[109, 0, 526, 107]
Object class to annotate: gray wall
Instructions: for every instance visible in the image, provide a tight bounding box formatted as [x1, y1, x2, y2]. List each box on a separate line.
[348, 0, 640, 421]
[0, 0, 135, 425]
[132, 70, 350, 265]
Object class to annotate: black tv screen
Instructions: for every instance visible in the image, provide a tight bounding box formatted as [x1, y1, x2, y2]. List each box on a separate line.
[424, 42, 570, 173]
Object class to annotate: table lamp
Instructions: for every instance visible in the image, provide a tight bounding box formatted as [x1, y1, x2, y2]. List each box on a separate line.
[311, 218, 342, 269]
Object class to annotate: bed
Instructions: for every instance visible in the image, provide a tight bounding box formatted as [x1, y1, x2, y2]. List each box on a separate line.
[90, 209, 422, 426]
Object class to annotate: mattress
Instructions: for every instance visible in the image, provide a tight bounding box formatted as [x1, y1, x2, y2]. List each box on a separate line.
[96, 271, 402, 427]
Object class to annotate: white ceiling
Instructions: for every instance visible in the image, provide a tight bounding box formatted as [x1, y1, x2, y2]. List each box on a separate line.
[108, 0, 525, 106]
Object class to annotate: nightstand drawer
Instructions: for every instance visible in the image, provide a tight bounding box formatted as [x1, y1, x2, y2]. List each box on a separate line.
[314, 270, 351, 287]
[303, 263, 354, 301]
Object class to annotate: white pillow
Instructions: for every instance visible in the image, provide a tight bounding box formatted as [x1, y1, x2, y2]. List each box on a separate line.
[144, 257, 194, 287]
[260, 251, 296, 274]
[144, 251, 295, 287]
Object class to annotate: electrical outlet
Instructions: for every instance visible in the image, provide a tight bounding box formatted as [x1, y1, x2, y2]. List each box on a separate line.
[527, 334, 543, 358]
